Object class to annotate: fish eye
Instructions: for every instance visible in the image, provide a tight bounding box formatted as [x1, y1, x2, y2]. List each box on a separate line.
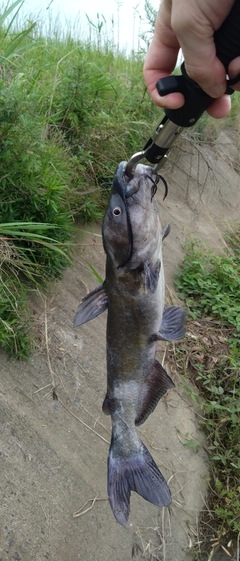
[112, 206, 122, 217]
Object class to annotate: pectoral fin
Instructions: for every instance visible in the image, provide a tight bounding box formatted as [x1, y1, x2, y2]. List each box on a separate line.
[135, 360, 174, 426]
[158, 305, 187, 341]
[143, 260, 161, 294]
[73, 283, 108, 327]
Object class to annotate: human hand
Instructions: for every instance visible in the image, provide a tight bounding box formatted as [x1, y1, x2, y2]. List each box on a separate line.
[143, 0, 240, 118]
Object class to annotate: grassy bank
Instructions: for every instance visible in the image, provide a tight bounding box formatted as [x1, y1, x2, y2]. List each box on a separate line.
[168, 230, 240, 557]
[0, 0, 160, 357]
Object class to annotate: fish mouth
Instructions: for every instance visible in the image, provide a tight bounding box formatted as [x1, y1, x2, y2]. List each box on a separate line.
[125, 178, 140, 198]
[112, 161, 141, 199]
[125, 165, 168, 202]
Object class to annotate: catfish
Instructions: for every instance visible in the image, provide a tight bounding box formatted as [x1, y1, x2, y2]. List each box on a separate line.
[74, 162, 186, 526]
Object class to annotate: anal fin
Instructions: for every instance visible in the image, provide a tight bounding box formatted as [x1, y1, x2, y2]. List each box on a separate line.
[135, 360, 174, 426]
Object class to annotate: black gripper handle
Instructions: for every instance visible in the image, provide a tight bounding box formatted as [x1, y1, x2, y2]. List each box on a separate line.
[214, 0, 240, 69]
[156, 0, 240, 127]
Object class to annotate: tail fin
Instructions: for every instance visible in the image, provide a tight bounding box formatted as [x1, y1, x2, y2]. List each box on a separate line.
[108, 441, 171, 526]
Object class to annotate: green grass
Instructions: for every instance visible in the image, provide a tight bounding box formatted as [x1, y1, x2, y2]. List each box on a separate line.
[171, 229, 240, 554]
[175, 238, 240, 331]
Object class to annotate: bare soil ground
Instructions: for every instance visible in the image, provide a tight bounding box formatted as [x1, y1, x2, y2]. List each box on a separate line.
[0, 137, 239, 561]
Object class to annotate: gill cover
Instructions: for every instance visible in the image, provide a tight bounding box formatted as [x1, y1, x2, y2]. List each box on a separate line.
[102, 162, 133, 268]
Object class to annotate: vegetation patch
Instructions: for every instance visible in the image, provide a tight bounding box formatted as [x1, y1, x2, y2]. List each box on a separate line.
[167, 230, 240, 558]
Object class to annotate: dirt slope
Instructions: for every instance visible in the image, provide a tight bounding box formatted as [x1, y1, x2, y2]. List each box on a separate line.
[0, 138, 239, 561]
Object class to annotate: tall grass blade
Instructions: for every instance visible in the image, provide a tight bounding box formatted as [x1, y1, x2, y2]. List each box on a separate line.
[0, 0, 24, 28]
[87, 262, 104, 284]
[1, 24, 37, 62]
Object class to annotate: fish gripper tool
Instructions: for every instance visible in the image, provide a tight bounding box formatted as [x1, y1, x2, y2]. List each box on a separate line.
[125, 0, 240, 179]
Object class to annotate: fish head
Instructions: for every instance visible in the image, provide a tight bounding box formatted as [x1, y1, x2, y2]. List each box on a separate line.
[102, 162, 133, 268]
[102, 161, 162, 270]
